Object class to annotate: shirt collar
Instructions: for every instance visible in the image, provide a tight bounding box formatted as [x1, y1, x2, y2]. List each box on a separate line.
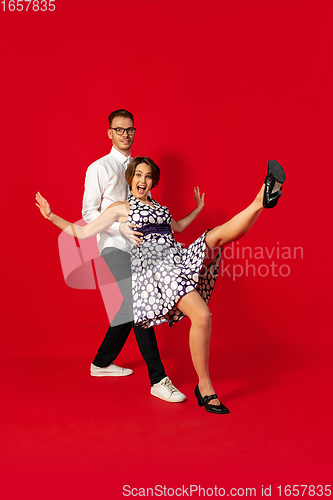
[110, 146, 131, 165]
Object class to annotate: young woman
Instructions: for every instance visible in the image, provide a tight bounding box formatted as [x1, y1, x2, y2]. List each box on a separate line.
[36, 156, 285, 414]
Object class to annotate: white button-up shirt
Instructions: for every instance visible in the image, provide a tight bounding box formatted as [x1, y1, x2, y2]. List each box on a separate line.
[82, 147, 131, 254]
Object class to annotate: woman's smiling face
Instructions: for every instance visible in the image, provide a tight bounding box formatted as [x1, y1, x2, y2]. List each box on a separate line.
[131, 163, 153, 200]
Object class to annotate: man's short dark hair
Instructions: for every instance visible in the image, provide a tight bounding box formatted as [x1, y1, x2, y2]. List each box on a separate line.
[108, 109, 134, 128]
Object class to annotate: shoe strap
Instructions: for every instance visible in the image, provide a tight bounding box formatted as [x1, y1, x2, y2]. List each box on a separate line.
[202, 393, 218, 404]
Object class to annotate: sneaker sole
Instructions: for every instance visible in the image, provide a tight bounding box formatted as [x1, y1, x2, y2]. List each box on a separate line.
[90, 371, 133, 377]
[150, 389, 187, 403]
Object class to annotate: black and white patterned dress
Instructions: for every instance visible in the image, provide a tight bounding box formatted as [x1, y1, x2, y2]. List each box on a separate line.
[128, 194, 221, 328]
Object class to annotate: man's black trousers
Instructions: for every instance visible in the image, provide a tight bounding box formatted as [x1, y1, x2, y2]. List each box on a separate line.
[92, 247, 166, 386]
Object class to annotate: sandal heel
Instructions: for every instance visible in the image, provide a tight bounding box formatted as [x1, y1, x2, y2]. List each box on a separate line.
[194, 384, 230, 414]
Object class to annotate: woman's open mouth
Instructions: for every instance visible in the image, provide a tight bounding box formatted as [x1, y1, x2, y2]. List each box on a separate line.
[137, 185, 146, 195]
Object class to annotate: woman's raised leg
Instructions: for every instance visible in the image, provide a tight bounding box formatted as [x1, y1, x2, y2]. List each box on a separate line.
[205, 184, 265, 250]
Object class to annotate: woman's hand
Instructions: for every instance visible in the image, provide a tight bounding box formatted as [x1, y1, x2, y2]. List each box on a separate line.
[35, 192, 52, 220]
[172, 187, 205, 233]
[194, 186, 205, 211]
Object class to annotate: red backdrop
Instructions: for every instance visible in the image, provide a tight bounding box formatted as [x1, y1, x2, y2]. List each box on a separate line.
[1, 1, 332, 499]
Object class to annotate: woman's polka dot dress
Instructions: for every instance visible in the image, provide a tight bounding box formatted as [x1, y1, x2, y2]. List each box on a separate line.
[128, 194, 221, 328]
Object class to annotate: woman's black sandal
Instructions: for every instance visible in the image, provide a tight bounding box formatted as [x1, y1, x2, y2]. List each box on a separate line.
[194, 384, 230, 414]
[263, 159, 286, 209]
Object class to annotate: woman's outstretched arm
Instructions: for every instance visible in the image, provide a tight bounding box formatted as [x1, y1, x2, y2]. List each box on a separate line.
[35, 192, 128, 240]
[171, 187, 205, 234]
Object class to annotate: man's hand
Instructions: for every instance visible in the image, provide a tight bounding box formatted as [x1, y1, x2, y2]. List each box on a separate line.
[194, 186, 205, 211]
[119, 222, 143, 246]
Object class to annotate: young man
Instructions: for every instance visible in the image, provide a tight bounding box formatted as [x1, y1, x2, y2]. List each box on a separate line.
[82, 109, 186, 402]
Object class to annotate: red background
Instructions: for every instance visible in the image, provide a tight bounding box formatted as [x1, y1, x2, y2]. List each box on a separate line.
[1, 1, 332, 498]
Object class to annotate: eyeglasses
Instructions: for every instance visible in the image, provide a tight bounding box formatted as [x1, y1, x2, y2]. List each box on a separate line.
[110, 127, 136, 136]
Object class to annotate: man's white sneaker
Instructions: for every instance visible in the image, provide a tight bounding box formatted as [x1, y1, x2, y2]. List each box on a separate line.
[90, 362, 133, 377]
[150, 376, 186, 403]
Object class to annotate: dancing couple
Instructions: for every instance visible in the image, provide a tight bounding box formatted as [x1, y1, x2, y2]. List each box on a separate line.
[36, 109, 286, 414]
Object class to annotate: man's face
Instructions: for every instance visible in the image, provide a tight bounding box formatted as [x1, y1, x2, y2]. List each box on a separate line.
[107, 116, 135, 156]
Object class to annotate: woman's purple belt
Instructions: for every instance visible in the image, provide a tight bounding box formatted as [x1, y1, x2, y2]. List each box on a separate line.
[139, 222, 172, 237]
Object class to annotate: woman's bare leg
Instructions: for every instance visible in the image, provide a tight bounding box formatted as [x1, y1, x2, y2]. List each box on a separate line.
[206, 184, 265, 249]
[176, 290, 221, 406]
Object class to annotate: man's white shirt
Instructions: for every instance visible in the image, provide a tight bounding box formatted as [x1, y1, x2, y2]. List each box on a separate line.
[82, 147, 131, 254]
